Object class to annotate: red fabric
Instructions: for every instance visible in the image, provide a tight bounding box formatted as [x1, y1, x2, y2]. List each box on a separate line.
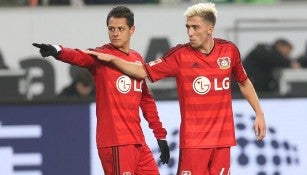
[177, 147, 230, 175]
[58, 44, 166, 147]
[98, 144, 159, 175]
[145, 38, 247, 148]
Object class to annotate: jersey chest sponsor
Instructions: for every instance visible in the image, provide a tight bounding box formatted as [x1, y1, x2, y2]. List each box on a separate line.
[192, 76, 230, 95]
[116, 75, 143, 94]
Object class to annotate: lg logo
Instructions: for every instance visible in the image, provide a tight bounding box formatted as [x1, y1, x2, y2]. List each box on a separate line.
[192, 76, 230, 95]
[116, 75, 143, 94]
[192, 76, 211, 95]
[116, 75, 131, 93]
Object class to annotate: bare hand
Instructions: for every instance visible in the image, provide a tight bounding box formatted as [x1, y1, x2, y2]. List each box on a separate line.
[84, 50, 114, 62]
[254, 114, 266, 141]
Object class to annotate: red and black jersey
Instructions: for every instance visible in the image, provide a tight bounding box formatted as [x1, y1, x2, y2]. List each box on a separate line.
[144, 38, 247, 148]
[57, 43, 166, 148]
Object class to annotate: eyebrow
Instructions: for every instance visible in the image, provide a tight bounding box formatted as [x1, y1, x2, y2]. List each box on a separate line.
[185, 24, 199, 28]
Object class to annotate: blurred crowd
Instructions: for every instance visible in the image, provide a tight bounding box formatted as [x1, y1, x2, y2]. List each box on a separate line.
[243, 38, 307, 93]
[58, 66, 95, 99]
[0, 50, 8, 69]
[1, 0, 159, 6]
[1, 0, 305, 7]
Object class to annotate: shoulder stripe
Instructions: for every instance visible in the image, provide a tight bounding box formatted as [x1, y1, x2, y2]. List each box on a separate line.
[215, 38, 241, 60]
[161, 43, 189, 60]
[215, 38, 232, 44]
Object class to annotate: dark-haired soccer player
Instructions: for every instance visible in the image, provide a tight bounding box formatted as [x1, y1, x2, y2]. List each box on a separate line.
[85, 2, 266, 175]
[33, 5, 169, 175]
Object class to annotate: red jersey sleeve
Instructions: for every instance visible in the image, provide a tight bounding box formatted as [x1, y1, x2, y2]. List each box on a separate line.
[140, 81, 167, 139]
[145, 44, 185, 82]
[57, 46, 96, 70]
[231, 44, 248, 83]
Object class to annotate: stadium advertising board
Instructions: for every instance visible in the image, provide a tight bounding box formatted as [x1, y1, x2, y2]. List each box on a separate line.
[0, 104, 90, 175]
[1, 98, 306, 175]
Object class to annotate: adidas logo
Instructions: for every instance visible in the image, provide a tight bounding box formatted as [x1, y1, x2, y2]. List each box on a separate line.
[192, 63, 199, 68]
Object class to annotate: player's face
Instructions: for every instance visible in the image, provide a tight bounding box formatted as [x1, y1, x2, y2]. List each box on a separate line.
[107, 17, 135, 52]
[186, 16, 214, 50]
[278, 45, 292, 58]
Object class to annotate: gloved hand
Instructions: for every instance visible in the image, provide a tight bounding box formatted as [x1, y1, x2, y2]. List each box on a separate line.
[32, 43, 59, 57]
[157, 139, 170, 164]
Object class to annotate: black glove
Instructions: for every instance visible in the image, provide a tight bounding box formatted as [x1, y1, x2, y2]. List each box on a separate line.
[32, 43, 59, 57]
[157, 139, 170, 164]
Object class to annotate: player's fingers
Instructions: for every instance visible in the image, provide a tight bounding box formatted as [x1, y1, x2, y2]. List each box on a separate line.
[32, 43, 43, 48]
[160, 155, 165, 164]
[160, 152, 168, 164]
[80, 49, 89, 53]
[83, 50, 91, 54]
[84, 50, 98, 56]
[257, 134, 264, 141]
[257, 126, 266, 141]
[165, 155, 169, 164]
[260, 127, 266, 139]
[254, 124, 259, 137]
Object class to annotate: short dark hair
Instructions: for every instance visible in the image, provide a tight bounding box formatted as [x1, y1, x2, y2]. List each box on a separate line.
[74, 68, 93, 87]
[273, 38, 292, 49]
[203, 12, 216, 26]
[106, 6, 134, 28]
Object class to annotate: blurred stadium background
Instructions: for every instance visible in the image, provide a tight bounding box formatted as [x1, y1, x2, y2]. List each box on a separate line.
[1, 0, 307, 175]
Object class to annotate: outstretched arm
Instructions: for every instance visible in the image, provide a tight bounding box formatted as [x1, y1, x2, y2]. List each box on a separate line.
[238, 78, 266, 141]
[32, 43, 95, 69]
[85, 50, 147, 79]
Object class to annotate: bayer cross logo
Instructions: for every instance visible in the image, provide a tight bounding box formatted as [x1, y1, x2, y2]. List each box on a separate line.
[234, 113, 299, 175]
[116, 75, 131, 94]
[192, 76, 211, 95]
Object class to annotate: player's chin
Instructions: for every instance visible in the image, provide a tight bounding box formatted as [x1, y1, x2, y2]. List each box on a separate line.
[190, 42, 200, 49]
[111, 42, 122, 48]
[189, 40, 197, 46]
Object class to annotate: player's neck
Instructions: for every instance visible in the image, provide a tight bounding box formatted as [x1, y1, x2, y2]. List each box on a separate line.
[117, 45, 130, 55]
[200, 39, 214, 54]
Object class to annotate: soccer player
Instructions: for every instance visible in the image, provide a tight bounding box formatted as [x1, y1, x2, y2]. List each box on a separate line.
[32, 6, 169, 175]
[85, 2, 266, 175]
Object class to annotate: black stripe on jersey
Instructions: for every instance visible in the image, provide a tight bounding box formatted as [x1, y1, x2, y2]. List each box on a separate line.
[214, 38, 232, 44]
[112, 146, 120, 175]
[145, 43, 188, 82]
[96, 43, 130, 56]
[161, 43, 189, 61]
[215, 38, 242, 61]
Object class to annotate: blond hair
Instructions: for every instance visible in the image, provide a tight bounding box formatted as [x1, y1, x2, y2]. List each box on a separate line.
[184, 2, 217, 26]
